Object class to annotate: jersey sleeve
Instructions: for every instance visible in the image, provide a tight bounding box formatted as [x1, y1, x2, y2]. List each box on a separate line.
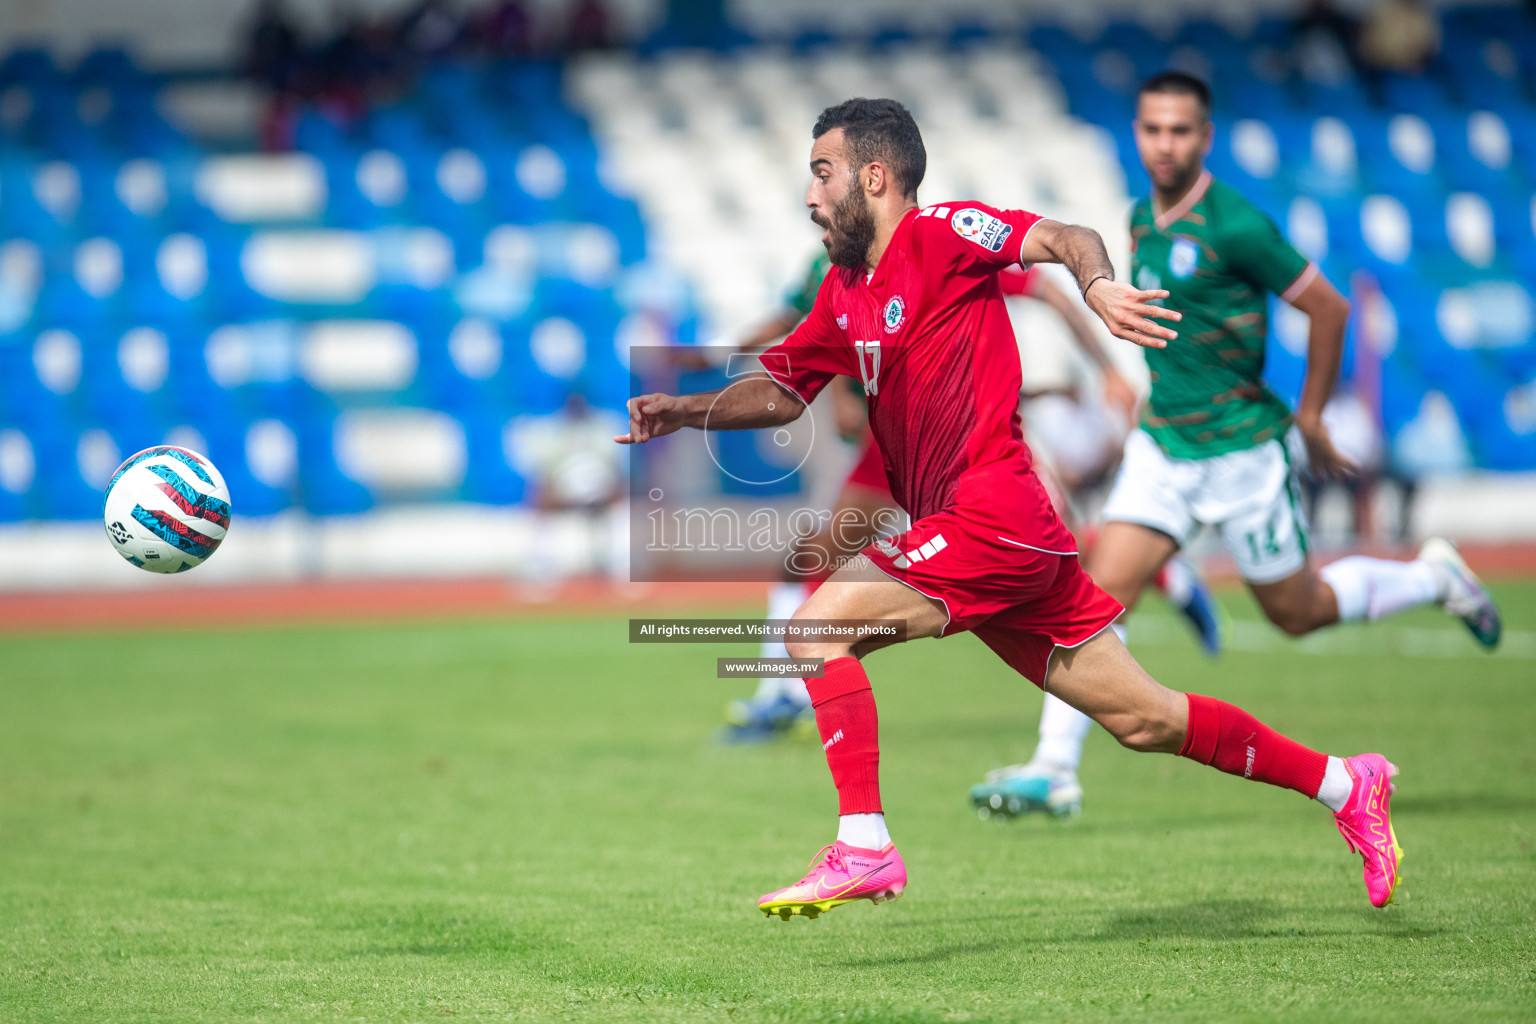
[1224, 207, 1315, 301]
[758, 283, 850, 406]
[913, 201, 1045, 275]
[784, 251, 830, 316]
[997, 265, 1040, 298]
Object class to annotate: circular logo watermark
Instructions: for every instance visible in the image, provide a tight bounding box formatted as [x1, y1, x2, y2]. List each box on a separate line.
[700, 379, 815, 486]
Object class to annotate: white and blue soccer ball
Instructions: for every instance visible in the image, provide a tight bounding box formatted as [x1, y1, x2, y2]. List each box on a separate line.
[103, 446, 231, 573]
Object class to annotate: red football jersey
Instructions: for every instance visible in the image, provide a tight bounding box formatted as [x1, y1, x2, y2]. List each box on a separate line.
[763, 202, 1075, 553]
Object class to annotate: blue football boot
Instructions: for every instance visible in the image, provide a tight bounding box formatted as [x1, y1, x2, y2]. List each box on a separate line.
[721, 693, 815, 744]
[969, 762, 1083, 820]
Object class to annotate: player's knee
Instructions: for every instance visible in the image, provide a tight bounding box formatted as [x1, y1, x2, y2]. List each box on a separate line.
[1264, 602, 1319, 637]
[784, 637, 852, 662]
[1112, 715, 1182, 752]
[1101, 698, 1185, 753]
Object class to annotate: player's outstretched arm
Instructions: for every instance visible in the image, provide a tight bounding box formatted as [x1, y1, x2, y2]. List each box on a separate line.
[614, 375, 804, 444]
[1021, 220, 1181, 349]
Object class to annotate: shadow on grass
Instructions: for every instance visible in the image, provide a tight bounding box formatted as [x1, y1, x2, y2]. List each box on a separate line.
[1091, 898, 1445, 943]
[1096, 898, 1281, 941]
[836, 939, 1008, 968]
[1392, 792, 1536, 816]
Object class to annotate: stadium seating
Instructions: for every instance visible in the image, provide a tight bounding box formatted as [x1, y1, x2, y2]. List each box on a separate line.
[1, 4, 1533, 524]
[0, 49, 663, 521]
[1038, 7, 1536, 473]
[570, 5, 1535, 481]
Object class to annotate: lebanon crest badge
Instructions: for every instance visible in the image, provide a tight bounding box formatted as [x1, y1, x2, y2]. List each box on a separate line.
[882, 295, 906, 333]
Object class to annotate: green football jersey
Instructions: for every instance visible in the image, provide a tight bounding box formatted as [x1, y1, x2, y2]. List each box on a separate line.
[1130, 173, 1314, 459]
[786, 251, 832, 316]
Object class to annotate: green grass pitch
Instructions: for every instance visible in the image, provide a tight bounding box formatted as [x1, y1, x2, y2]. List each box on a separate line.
[1, 585, 1533, 1023]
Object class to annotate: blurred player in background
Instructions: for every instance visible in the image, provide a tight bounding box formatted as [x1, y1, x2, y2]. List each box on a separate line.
[621, 98, 1407, 916]
[969, 71, 1502, 822]
[717, 250, 1219, 742]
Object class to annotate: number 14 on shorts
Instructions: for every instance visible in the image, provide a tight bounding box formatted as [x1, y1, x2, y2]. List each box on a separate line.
[1246, 518, 1283, 562]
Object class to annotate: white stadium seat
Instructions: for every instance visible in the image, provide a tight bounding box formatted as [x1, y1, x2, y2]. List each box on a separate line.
[1446, 192, 1495, 268]
[1362, 194, 1412, 264]
[570, 43, 1131, 338]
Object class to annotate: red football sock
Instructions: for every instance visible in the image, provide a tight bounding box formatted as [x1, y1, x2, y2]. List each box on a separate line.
[1178, 693, 1327, 798]
[805, 657, 882, 814]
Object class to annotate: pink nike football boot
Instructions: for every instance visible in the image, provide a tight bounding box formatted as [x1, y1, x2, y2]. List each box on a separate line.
[1333, 753, 1404, 907]
[758, 841, 907, 919]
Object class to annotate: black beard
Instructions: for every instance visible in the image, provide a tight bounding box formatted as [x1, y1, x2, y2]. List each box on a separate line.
[819, 187, 877, 269]
[1158, 159, 1203, 197]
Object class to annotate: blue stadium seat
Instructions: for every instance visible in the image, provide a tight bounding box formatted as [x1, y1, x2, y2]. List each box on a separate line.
[27, 424, 108, 520]
[1379, 357, 1428, 437]
[458, 408, 526, 505]
[1468, 411, 1536, 471]
[1358, 123, 1444, 202]
[1379, 72, 1454, 117]
[189, 414, 291, 518]
[1435, 112, 1516, 192]
[293, 396, 372, 515]
[0, 421, 29, 522]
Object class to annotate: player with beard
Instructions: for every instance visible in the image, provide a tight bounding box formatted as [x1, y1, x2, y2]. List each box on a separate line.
[717, 254, 1222, 743]
[968, 71, 1501, 824]
[618, 98, 1405, 914]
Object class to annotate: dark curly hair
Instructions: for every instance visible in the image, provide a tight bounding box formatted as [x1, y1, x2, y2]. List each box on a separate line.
[812, 98, 926, 200]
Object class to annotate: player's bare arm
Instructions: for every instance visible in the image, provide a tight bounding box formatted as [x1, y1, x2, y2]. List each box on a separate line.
[614, 375, 802, 444]
[1019, 219, 1181, 350]
[1031, 273, 1140, 418]
[1286, 272, 1357, 480]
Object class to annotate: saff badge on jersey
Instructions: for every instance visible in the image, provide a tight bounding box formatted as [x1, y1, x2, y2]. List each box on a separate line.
[951, 208, 1013, 253]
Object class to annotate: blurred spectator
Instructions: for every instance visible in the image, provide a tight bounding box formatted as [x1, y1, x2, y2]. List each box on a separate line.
[1358, 0, 1441, 74]
[513, 393, 626, 515]
[313, 12, 373, 120]
[566, 0, 614, 51]
[510, 393, 627, 578]
[398, 0, 462, 60]
[472, 0, 532, 56]
[244, 0, 301, 90]
[1293, 0, 1360, 83]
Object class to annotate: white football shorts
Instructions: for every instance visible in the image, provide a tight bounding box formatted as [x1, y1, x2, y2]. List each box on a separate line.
[1101, 428, 1310, 584]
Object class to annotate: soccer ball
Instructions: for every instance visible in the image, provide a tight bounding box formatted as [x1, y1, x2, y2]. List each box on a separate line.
[103, 446, 231, 573]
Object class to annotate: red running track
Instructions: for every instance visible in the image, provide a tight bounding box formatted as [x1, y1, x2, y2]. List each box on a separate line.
[2, 543, 1533, 634]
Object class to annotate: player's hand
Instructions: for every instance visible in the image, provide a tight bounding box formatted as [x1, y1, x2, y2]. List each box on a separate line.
[615, 393, 688, 444]
[1296, 415, 1358, 481]
[1084, 280, 1181, 349]
[1100, 367, 1139, 421]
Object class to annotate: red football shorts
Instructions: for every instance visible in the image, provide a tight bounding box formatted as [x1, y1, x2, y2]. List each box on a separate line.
[843, 428, 892, 496]
[862, 494, 1123, 687]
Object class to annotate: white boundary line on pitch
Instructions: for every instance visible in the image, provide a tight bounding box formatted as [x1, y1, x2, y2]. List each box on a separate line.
[1128, 615, 1536, 660]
